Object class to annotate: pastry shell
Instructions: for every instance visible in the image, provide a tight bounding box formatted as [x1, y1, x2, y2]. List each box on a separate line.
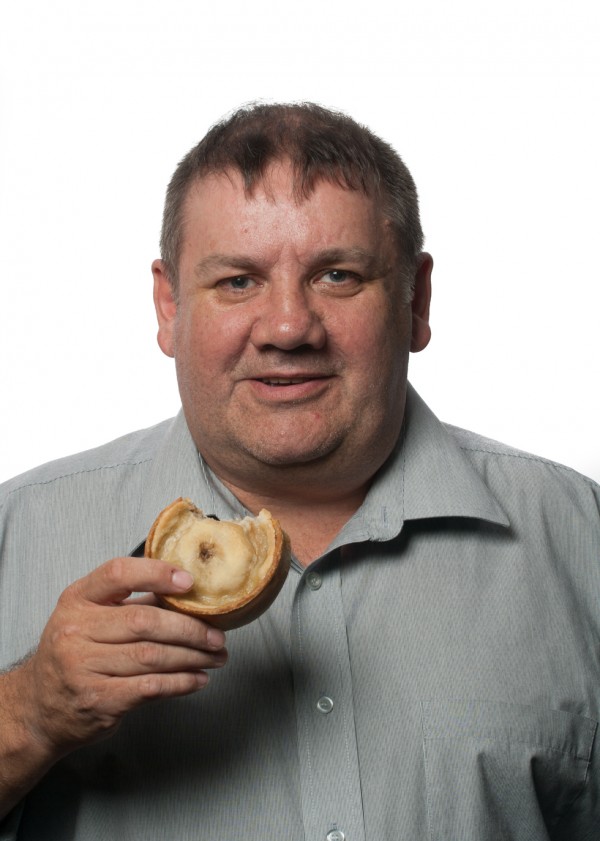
[145, 498, 291, 629]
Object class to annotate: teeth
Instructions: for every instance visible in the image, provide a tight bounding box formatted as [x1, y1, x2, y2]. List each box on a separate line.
[262, 378, 306, 385]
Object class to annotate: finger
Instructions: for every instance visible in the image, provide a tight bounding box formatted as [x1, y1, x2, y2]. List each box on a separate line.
[70, 672, 213, 721]
[70, 556, 194, 606]
[77, 603, 227, 651]
[82, 641, 228, 677]
[109, 671, 214, 708]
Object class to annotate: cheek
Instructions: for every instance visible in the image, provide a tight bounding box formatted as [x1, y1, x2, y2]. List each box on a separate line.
[342, 300, 409, 364]
[173, 305, 250, 379]
[361, 312, 411, 403]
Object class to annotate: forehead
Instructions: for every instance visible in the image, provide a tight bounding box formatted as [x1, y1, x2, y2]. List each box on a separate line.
[179, 163, 394, 261]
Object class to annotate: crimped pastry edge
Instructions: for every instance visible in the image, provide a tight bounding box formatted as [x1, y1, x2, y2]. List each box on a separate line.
[144, 497, 291, 629]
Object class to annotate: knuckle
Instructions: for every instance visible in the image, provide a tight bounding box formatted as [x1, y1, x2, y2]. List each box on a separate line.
[102, 557, 126, 587]
[138, 674, 164, 699]
[47, 623, 84, 656]
[137, 673, 206, 700]
[134, 641, 161, 668]
[126, 605, 157, 638]
[76, 687, 120, 736]
[76, 684, 102, 715]
[57, 581, 79, 608]
[176, 616, 199, 645]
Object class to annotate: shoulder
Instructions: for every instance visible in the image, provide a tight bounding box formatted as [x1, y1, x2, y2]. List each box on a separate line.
[0, 418, 175, 511]
[445, 421, 598, 482]
[444, 422, 600, 514]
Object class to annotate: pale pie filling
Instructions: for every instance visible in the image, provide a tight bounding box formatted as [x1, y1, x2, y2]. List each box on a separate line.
[156, 510, 274, 609]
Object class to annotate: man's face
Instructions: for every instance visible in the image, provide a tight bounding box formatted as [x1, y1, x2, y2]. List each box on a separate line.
[153, 162, 431, 492]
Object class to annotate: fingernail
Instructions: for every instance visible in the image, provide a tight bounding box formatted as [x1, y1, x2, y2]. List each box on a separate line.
[212, 650, 228, 666]
[207, 628, 226, 649]
[172, 569, 194, 590]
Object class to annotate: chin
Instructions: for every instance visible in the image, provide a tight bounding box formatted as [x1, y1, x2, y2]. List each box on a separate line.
[242, 434, 345, 468]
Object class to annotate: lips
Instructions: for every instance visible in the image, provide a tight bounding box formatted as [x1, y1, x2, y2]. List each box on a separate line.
[260, 378, 311, 386]
[244, 373, 333, 401]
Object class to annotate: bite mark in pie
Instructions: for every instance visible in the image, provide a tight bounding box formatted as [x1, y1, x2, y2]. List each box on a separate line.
[145, 498, 291, 629]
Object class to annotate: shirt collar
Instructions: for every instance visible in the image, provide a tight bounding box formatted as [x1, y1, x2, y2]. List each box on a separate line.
[129, 383, 510, 555]
[127, 411, 245, 555]
[329, 383, 510, 548]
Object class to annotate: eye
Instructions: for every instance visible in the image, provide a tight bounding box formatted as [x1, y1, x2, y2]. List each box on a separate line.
[215, 275, 259, 297]
[316, 269, 362, 294]
[223, 276, 255, 290]
[321, 270, 354, 283]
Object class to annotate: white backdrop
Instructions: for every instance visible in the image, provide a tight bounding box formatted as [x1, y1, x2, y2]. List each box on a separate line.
[1, 0, 598, 484]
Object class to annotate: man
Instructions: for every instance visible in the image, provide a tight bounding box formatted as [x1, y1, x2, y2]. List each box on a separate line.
[1, 103, 599, 840]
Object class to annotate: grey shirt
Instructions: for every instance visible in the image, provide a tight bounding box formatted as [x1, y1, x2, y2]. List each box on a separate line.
[1, 385, 599, 840]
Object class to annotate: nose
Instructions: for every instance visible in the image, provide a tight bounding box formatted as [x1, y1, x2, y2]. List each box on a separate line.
[250, 281, 327, 351]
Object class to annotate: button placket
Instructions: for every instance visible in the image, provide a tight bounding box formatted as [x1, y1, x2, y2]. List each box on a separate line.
[292, 561, 366, 841]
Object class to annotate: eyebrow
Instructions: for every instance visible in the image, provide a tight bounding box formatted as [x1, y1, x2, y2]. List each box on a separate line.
[194, 247, 388, 278]
[307, 247, 385, 274]
[194, 254, 259, 276]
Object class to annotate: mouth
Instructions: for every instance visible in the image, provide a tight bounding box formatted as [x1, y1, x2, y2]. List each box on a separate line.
[245, 374, 333, 400]
[258, 377, 314, 386]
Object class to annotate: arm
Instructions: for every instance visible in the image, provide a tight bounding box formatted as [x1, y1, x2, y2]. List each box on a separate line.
[0, 556, 227, 820]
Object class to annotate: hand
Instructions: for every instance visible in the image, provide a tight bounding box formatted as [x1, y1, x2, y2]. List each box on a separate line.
[13, 556, 228, 758]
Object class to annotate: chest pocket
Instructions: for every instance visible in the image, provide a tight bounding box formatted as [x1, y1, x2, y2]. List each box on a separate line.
[421, 699, 597, 840]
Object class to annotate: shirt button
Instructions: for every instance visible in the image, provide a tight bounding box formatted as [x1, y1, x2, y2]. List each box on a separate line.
[317, 695, 334, 714]
[326, 831, 345, 841]
[306, 571, 322, 590]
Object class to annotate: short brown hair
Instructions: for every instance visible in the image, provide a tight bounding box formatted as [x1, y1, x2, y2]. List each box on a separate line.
[160, 102, 424, 297]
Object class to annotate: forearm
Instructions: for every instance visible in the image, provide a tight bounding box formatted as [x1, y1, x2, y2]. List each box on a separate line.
[0, 662, 61, 821]
[0, 558, 227, 822]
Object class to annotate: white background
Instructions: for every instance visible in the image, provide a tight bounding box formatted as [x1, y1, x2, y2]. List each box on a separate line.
[1, 0, 598, 484]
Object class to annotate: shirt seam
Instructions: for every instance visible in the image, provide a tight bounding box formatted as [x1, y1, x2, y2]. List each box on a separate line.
[458, 445, 600, 491]
[333, 567, 363, 836]
[553, 723, 597, 828]
[0, 458, 154, 509]
[294, 587, 316, 830]
[423, 733, 592, 762]
[420, 701, 435, 841]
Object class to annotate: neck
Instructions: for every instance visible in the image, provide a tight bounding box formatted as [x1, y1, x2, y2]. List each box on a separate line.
[217, 475, 370, 567]
[198, 427, 400, 566]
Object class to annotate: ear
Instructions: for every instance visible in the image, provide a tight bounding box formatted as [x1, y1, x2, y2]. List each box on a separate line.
[152, 259, 177, 358]
[410, 252, 433, 353]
